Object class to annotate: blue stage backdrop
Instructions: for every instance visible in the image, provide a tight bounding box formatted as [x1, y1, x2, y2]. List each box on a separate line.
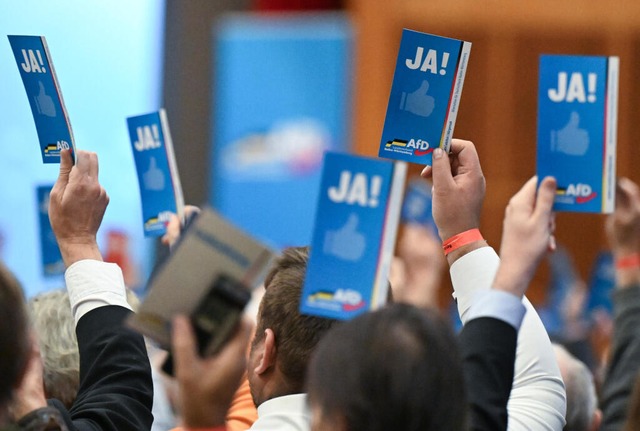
[0, 1, 165, 296]
[211, 13, 353, 249]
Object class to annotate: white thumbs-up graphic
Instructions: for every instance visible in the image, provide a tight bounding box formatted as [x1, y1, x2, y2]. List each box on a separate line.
[35, 81, 56, 117]
[323, 213, 366, 262]
[143, 157, 166, 191]
[400, 80, 435, 117]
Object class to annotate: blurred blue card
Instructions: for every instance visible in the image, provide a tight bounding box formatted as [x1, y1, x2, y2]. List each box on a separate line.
[536, 55, 619, 213]
[401, 177, 436, 232]
[37, 185, 64, 277]
[379, 29, 471, 165]
[127, 110, 184, 237]
[586, 251, 614, 315]
[8, 35, 75, 163]
[300, 152, 407, 320]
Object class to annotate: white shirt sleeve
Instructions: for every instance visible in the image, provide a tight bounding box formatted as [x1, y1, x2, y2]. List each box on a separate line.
[64, 259, 132, 326]
[450, 247, 567, 431]
[465, 289, 526, 330]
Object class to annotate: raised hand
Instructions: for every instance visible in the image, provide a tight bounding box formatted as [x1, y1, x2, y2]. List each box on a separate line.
[161, 205, 201, 249]
[172, 315, 253, 428]
[606, 178, 640, 256]
[48, 150, 109, 266]
[492, 176, 557, 298]
[605, 177, 640, 288]
[422, 139, 486, 243]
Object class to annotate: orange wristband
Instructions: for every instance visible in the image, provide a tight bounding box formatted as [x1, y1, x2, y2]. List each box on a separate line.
[442, 228, 484, 256]
[615, 253, 640, 270]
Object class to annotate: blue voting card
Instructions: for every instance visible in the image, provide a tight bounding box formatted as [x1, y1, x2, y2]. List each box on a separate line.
[300, 152, 407, 320]
[127, 110, 184, 237]
[36, 185, 64, 277]
[379, 29, 471, 165]
[401, 177, 436, 233]
[8, 36, 75, 163]
[536, 55, 619, 213]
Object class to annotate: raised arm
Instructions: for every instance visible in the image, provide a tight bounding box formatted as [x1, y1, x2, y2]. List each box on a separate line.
[600, 177, 640, 430]
[48, 150, 153, 431]
[427, 139, 566, 430]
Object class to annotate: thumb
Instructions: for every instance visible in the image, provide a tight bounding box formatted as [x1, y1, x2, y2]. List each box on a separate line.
[415, 80, 429, 94]
[344, 214, 358, 230]
[55, 149, 73, 188]
[430, 148, 453, 193]
[534, 176, 557, 219]
[38, 81, 45, 94]
[172, 315, 198, 380]
[149, 157, 157, 169]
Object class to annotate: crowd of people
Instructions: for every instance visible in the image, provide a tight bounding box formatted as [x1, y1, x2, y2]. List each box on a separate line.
[0, 138, 639, 431]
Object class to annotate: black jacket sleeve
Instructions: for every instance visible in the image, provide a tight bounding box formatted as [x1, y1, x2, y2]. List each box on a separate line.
[600, 285, 640, 431]
[52, 305, 153, 431]
[459, 317, 517, 431]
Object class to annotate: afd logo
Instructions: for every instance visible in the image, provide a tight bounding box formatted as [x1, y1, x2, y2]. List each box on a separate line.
[144, 211, 173, 231]
[44, 140, 70, 153]
[556, 183, 597, 204]
[309, 288, 366, 312]
[384, 138, 433, 157]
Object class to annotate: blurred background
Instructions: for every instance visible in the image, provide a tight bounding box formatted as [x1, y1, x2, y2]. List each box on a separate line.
[1, 0, 638, 378]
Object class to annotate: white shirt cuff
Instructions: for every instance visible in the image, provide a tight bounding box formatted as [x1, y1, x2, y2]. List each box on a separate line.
[450, 246, 500, 323]
[64, 259, 132, 326]
[466, 290, 527, 330]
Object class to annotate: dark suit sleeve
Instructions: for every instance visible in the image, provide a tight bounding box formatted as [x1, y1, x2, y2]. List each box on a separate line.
[459, 317, 517, 431]
[600, 285, 640, 431]
[52, 305, 154, 431]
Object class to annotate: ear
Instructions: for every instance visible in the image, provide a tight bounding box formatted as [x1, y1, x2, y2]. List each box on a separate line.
[254, 328, 276, 375]
[589, 408, 602, 431]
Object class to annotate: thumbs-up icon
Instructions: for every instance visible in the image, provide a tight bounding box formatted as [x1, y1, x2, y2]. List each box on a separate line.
[400, 80, 435, 117]
[143, 157, 166, 191]
[323, 213, 366, 262]
[551, 111, 589, 156]
[34, 81, 56, 117]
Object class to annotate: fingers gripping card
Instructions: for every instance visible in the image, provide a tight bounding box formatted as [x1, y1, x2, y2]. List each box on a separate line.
[379, 29, 471, 165]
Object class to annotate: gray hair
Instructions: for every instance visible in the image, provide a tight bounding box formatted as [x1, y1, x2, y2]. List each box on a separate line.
[28, 289, 79, 408]
[553, 344, 598, 431]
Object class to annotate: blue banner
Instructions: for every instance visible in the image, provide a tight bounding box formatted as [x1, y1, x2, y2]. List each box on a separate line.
[211, 14, 352, 249]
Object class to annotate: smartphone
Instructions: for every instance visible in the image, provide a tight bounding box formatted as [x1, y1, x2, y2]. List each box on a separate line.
[162, 273, 251, 375]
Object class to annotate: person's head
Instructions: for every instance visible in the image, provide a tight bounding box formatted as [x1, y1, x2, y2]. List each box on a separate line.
[0, 262, 31, 423]
[248, 246, 337, 406]
[28, 289, 79, 408]
[553, 344, 601, 431]
[307, 303, 468, 431]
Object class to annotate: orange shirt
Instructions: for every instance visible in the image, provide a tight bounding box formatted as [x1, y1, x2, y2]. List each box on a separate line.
[170, 376, 258, 431]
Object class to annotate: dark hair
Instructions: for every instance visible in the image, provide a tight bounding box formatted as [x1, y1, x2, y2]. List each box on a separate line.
[252, 246, 337, 394]
[307, 303, 468, 431]
[0, 262, 30, 410]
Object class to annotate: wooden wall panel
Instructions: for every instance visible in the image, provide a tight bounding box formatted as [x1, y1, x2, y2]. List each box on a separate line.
[347, 0, 640, 305]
